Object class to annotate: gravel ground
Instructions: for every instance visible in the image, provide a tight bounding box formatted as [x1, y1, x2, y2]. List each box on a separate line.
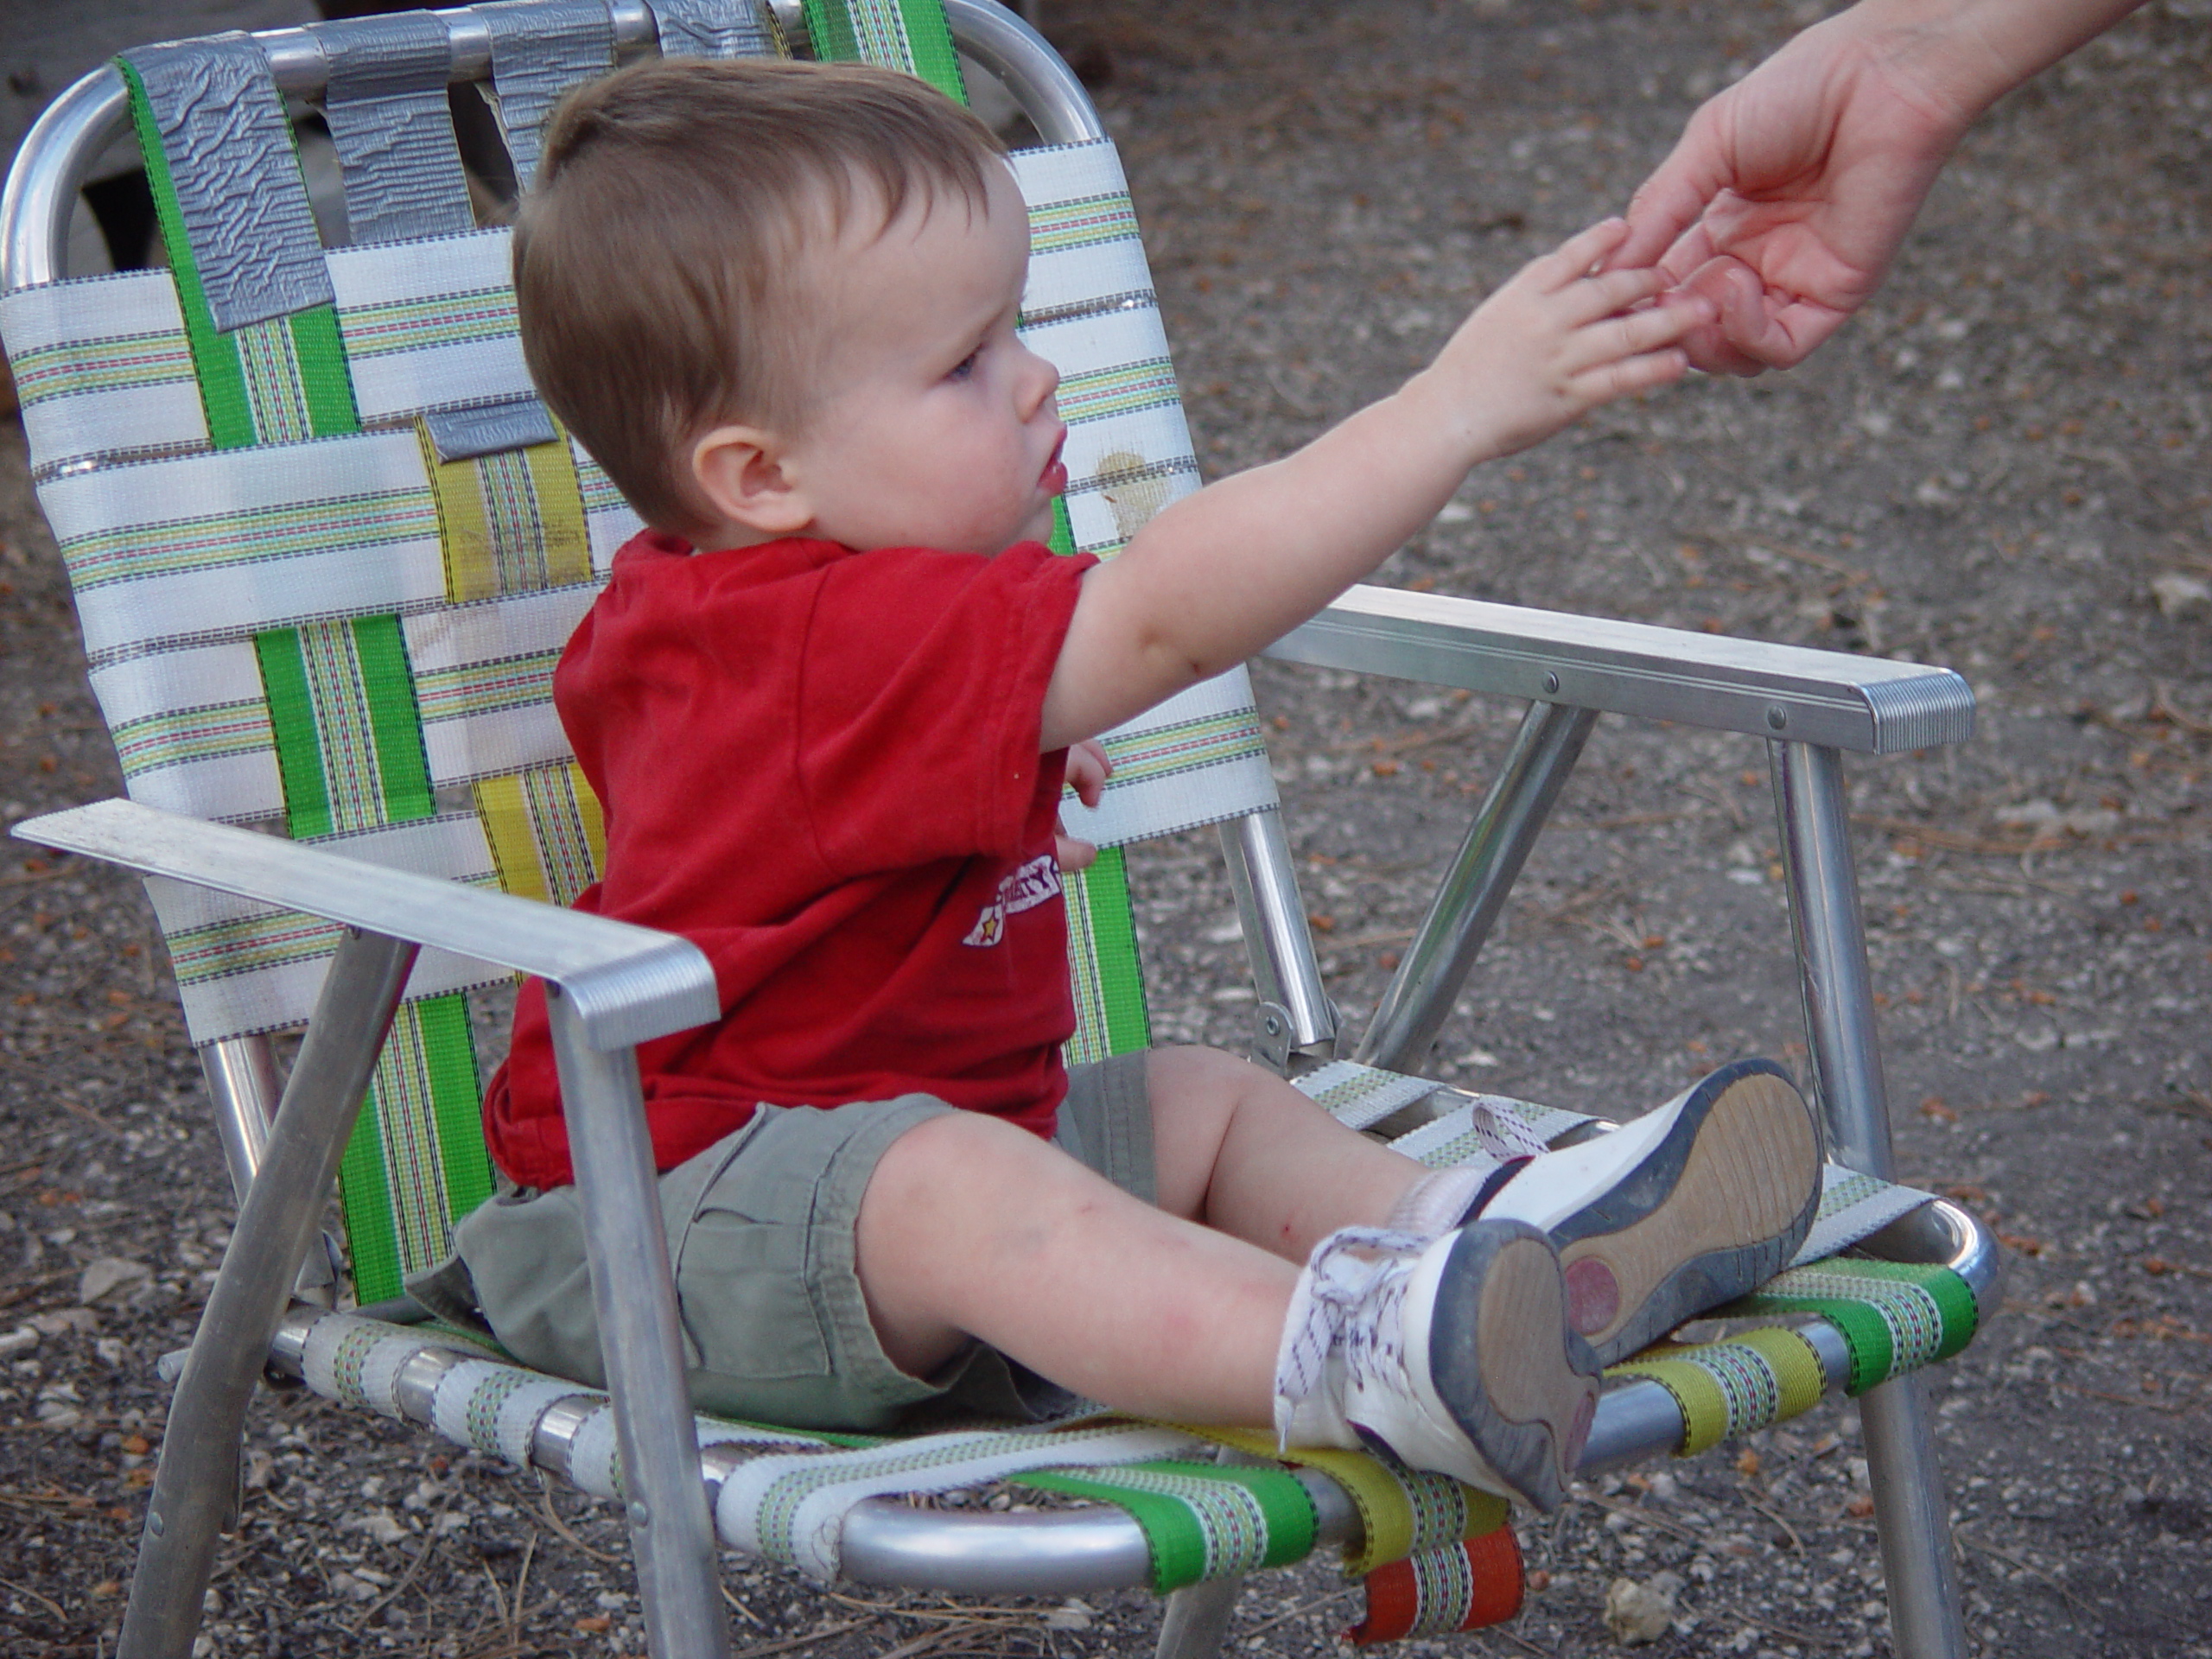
[3, 1, 2209, 1656]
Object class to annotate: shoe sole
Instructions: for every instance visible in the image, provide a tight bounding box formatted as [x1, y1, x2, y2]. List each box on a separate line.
[1421, 1220, 1600, 1511]
[1550, 1058, 1821, 1367]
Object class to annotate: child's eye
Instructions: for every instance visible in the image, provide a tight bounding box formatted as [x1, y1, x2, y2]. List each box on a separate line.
[947, 348, 981, 382]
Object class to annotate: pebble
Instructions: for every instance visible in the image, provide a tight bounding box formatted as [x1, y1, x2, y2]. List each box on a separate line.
[0, 1325, 38, 1360]
[1605, 1574, 1679, 1644]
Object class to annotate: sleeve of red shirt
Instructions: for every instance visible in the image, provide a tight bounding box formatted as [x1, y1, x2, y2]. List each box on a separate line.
[795, 541, 1094, 880]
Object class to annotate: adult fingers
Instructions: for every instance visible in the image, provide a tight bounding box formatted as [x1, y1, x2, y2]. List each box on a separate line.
[1608, 103, 1736, 271]
[1675, 257, 1849, 373]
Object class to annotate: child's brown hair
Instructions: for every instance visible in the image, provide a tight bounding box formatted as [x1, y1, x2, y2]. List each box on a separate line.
[514, 57, 1006, 531]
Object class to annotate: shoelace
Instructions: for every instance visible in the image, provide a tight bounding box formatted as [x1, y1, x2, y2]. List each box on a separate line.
[1273, 1225, 1426, 1451]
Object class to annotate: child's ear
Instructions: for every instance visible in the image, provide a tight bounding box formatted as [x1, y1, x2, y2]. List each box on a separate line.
[690, 423, 813, 537]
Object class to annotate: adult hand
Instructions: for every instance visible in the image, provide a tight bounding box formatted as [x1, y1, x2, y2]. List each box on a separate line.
[1615, 0, 2152, 375]
[1613, 14, 1973, 375]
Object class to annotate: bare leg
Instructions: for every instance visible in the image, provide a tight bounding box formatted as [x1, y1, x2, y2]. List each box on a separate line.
[1146, 1045, 1432, 1256]
[853, 1107, 1295, 1421]
[851, 1046, 1433, 1421]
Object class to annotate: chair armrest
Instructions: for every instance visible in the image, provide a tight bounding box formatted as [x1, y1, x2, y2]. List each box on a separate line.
[11, 798, 715, 1052]
[1264, 585, 1974, 755]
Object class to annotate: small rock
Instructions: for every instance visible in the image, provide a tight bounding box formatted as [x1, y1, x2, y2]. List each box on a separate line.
[0, 1325, 38, 1360]
[1605, 1575, 1677, 1645]
[2151, 572, 2211, 620]
[29, 1306, 98, 1338]
[1044, 1599, 1096, 1630]
[79, 1256, 151, 1306]
[358, 1508, 410, 1546]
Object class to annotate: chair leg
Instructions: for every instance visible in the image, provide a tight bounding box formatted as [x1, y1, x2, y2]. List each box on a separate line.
[1770, 741, 1968, 1659]
[544, 991, 732, 1659]
[1356, 700, 1597, 1071]
[1154, 1576, 1243, 1659]
[119, 929, 419, 1659]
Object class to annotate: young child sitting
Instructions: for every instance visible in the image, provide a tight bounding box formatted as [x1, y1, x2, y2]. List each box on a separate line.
[457, 56, 1823, 1511]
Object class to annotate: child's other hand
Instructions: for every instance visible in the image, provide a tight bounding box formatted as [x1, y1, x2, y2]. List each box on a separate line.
[1423, 219, 1714, 461]
[1055, 740, 1112, 873]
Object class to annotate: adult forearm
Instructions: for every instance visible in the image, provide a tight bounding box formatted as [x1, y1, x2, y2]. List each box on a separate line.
[1826, 0, 2151, 124]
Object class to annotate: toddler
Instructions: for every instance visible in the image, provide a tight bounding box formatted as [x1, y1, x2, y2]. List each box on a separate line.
[458, 56, 1822, 1510]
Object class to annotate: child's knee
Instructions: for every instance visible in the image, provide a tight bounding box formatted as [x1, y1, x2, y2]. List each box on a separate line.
[1147, 1043, 1272, 1106]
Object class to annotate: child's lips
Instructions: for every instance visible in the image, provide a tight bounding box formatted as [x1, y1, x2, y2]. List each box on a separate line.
[1040, 430, 1068, 494]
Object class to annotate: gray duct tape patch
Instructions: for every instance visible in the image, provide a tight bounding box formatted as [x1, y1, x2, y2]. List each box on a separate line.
[481, 0, 619, 192]
[322, 11, 476, 244]
[123, 35, 335, 334]
[423, 396, 560, 461]
[652, 0, 780, 59]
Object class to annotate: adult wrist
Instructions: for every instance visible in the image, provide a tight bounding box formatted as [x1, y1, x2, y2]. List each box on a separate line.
[1824, 0, 2146, 129]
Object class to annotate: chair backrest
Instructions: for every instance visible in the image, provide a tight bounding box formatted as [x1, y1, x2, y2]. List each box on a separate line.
[2, 0, 1288, 1304]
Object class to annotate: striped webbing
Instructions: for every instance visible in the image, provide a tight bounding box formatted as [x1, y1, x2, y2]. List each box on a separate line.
[118, 31, 494, 1304]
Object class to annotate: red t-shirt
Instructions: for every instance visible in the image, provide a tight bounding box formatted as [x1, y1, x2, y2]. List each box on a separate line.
[483, 530, 1096, 1189]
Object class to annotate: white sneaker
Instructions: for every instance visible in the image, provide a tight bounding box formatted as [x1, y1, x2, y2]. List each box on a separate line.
[1479, 1058, 1822, 1366]
[1274, 1219, 1600, 1510]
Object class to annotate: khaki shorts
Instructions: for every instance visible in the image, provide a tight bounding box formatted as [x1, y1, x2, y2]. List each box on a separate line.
[452, 1052, 1154, 1431]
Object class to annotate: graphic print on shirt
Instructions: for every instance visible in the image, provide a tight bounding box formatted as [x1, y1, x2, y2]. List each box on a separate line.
[962, 854, 1063, 947]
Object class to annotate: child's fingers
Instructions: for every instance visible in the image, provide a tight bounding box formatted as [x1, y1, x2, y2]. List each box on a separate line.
[1564, 293, 1713, 372]
[1567, 345, 1692, 406]
[1556, 264, 1672, 325]
[1531, 217, 1637, 287]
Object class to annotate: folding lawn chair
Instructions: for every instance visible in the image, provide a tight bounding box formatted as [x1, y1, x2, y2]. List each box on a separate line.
[0, 3, 2000, 1656]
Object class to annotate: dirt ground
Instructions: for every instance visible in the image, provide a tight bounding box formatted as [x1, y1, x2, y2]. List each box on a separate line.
[3, 0, 2209, 1656]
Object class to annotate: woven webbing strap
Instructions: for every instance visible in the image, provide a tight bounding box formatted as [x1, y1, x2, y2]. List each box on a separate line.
[1730, 1258, 1979, 1395]
[281, 1309, 1510, 1626]
[1018, 1461, 1315, 1590]
[1610, 1325, 1831, 1458]
[1348, 1529, 1524, 1646]
[118, 41, 359, 448]
[804, 0, 965, 99]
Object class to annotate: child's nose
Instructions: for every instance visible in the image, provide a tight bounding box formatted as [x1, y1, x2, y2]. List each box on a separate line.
[1020, 348, 1059, 416]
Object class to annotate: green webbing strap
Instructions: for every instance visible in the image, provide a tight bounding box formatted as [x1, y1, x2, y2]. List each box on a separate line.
[802, 0, 968, 102]
[259, 612, 486, 1302]
[339, 997, 494, 1306]
[1018, 1459, 1316, 1592]
[1051, 471, 1154, 1062]
[1046, 495, 1077, 559]
[1728, 1259, 1979, 1397]
[117, 54, 360, 448]
[1062, 850, 1152, 1065]
[257, 617, 435, 837]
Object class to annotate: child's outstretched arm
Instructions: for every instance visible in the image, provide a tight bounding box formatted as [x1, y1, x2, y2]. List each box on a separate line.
[1039, 219, 1711, 752]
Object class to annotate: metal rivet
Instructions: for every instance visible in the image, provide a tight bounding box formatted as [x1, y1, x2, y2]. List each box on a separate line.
[627, 1501, 652, 1528]
[1543, 671, 1560, 696]
[148, 1510, 164, 1537]
[1766, 706, 1788, 731]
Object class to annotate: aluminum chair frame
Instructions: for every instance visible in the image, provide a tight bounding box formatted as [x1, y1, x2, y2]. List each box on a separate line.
[3, 5, 1990, 1656]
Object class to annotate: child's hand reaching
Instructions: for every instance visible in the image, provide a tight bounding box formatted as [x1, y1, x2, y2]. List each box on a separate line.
[1054, 738, 1111, 873]
[1412, 218, 1714, 462]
